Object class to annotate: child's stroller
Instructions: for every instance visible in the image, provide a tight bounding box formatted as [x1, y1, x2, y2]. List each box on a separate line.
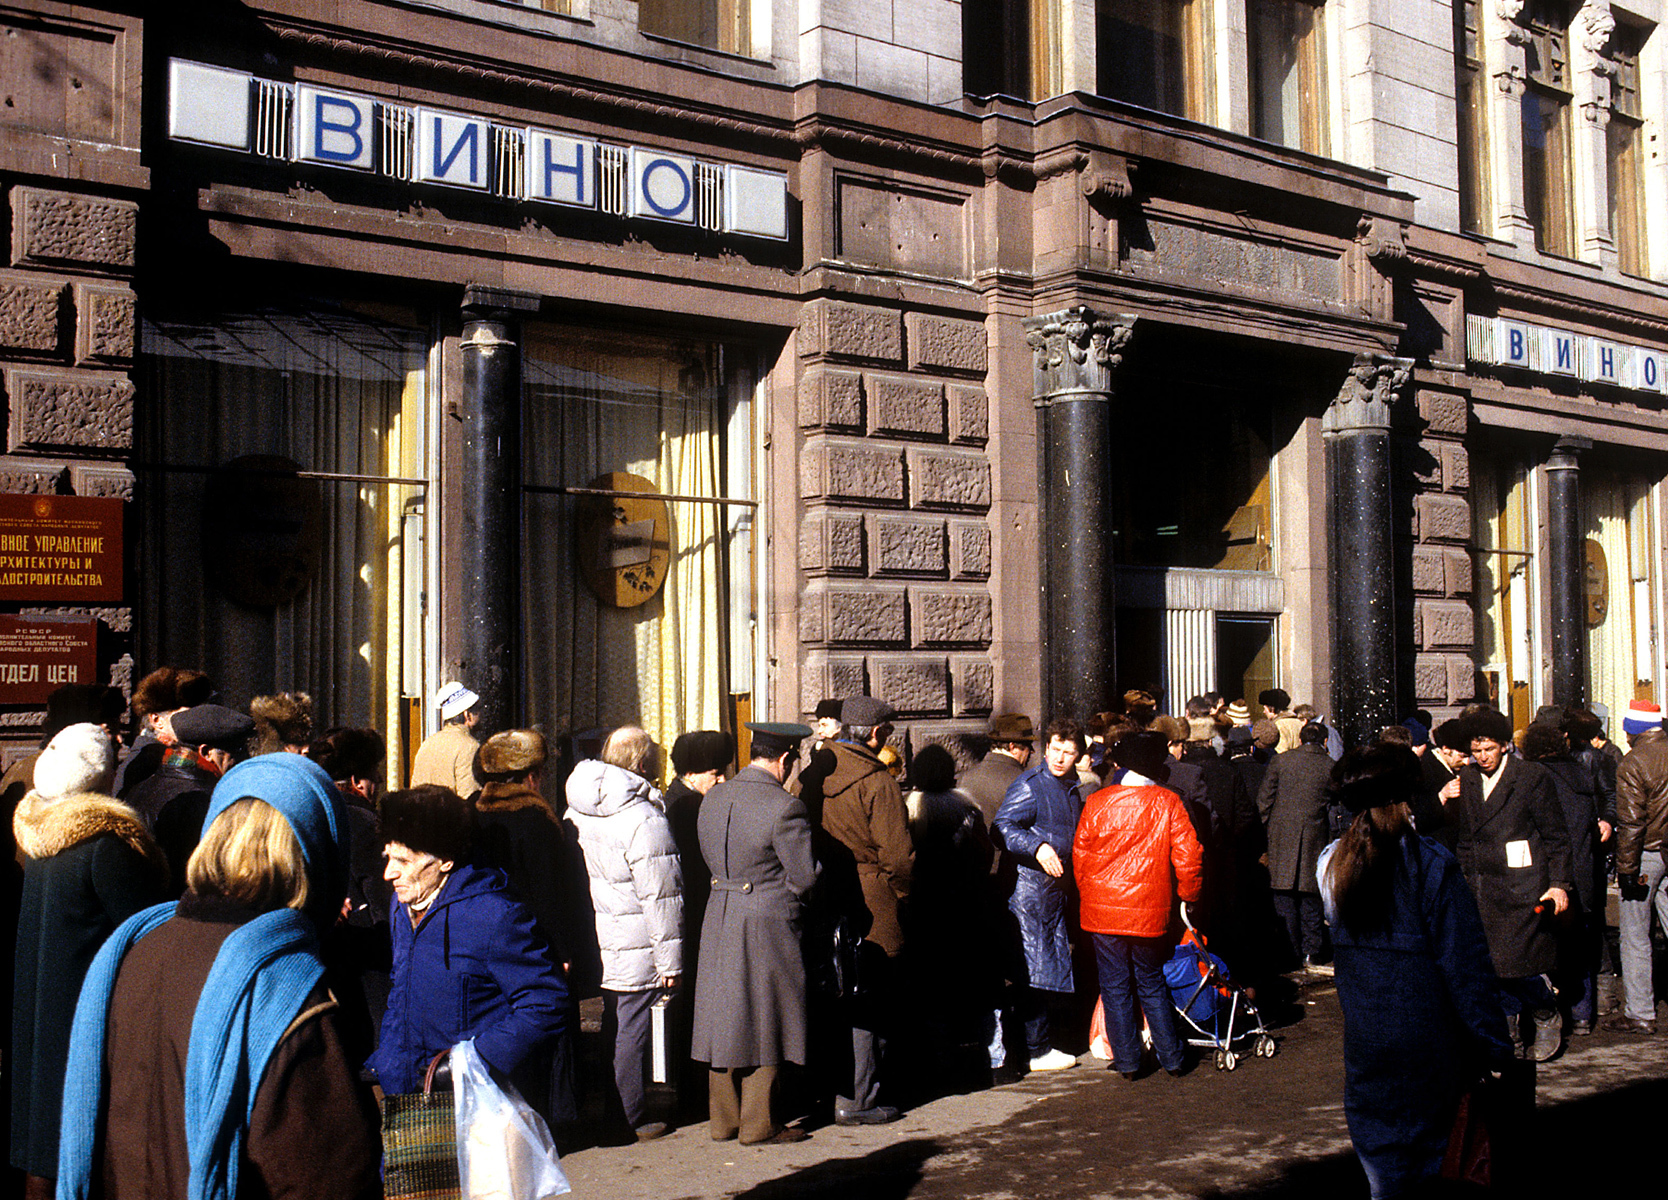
[1157, 905, 1277, 1071]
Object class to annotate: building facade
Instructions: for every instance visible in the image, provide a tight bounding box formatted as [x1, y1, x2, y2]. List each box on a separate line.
[2, 0, 1664, 776]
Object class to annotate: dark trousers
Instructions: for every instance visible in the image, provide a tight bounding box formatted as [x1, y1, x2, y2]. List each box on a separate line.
[709, 1064, 779, 1143]
[602, 988, 659, 1129]
[1272, 890, 1326, 965]
[836, 952, 893, 1115]
[1092, 933, 1185, 1073]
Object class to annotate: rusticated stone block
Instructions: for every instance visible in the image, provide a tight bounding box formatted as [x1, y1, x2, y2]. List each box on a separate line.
[908, 448, 992, 510]
[800, 653, 867, 713]
[801, 299, 902, 363]
[1443, 443, 1469, 491]
[952, 655, 994, 714]
[1417, 390, 1467, 436]
[12, 188, 137, 269]
[800, 438, 905, 504]
[1447, 655, 1478, 703]
[798, 368, 863, 429]
[1411, 547, 1446, 594]
[0, 272, 63, 353]
[1420, 599, 1474, 649]
[950, 520, 991, 579]
[1415, 494, 1470, 542]
[948, 384, 988, 443]
[69, 463, 134, 500]
[0, 458, 66, 493]
[905, 312, 987, 374]
[800, 511, 865, 574]
[870, 655, 949, 715]
[911, 587, 993, 646]
[6, 369, 134, 451]
[802, 584, 909, 645]
[872, 516, 946, 575]
[20, 605, 133, 633]
[1410, 439, 1444, 489]
[865, 373, 944, 439]
[1414, 654, 1450, 704]
[906, 723, 985, 774]
[1444, 548, 1472, 596]
[109, 651, 134, 697]
[75, 283, 135, 364]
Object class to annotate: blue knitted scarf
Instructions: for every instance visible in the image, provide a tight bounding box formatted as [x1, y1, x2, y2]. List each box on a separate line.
[57, 754, 346, 1200]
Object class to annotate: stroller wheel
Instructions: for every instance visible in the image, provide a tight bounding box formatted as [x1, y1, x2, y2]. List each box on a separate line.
[1257, 1035, 1276, 1058]
[1223, 1049, 1238, 1071]
[1213, 1048, 1226, 1070]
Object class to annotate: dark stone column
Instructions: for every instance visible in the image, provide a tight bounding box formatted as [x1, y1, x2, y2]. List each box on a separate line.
[1546, 435, 1591, 709]
[457, 285, 539, 735]
[1022, 306, 1135, 723]
[1323, 352, 1412, 751]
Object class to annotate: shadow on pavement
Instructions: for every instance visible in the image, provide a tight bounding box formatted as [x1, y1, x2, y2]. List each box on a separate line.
[730, 1138, 942, 1200]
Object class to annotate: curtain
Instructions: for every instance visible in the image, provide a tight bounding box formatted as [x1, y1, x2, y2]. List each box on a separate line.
[522, 327, 727, 776]
[138, 309, 424, 737]
[1584, 471, 1652, 722]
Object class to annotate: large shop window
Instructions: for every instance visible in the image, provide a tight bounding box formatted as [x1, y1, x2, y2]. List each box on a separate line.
[1473, 453, 1537, 731]
[1583, 469, 1660, 720]
[139, 309, 427, 762]
[522, 327, 754, 766]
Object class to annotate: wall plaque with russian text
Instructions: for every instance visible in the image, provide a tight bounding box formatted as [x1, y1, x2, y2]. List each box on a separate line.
[0, 615, 98, 704]
[0, 495, 122, 602]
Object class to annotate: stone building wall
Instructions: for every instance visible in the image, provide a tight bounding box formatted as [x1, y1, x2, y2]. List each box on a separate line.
[795, 297, 994, 767]
[0, 183, 140, 725]
[1401, 385, 1474, 723]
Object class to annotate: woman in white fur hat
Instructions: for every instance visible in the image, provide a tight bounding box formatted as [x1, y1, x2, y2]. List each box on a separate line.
[10, 722, 167, 1199]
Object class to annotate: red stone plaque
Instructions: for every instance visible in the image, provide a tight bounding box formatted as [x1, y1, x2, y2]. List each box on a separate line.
[0, 494, 122, 602]
[0, 615, 98, 705]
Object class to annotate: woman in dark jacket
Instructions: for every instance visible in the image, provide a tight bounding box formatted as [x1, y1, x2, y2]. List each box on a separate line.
[1318, 745, 1514, 1200]
[11, 724, 167, 1199]
[56, 753, 381, 1200]
[369, 785, 570, 1102]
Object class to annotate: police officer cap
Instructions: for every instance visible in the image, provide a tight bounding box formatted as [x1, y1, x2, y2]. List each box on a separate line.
[747, 722, 812, 757]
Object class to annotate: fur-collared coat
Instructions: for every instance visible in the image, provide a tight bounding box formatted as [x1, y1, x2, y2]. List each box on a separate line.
[12, 791, 167, 1177]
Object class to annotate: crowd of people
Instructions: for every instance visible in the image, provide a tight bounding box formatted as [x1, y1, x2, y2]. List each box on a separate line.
[4, 667, 1663, 1198]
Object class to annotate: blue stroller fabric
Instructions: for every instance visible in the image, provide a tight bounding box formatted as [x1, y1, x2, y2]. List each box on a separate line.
[1165, 938, 1231, 1026]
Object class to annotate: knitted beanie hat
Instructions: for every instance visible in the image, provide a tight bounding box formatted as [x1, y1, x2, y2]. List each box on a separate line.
[33, 722, 115, 800]
[1225, 700, 1252, 725]
[1623, 700, 1663, 737]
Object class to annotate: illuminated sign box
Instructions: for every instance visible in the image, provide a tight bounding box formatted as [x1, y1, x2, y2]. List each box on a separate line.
[1466, 314, 1667, 396]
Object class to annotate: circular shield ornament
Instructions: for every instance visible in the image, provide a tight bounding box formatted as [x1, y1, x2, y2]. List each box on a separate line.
[203, 455, 322, 608]
[578, 472, 670, 609]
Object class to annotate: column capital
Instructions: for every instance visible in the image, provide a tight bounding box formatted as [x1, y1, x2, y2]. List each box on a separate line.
[1322, 352, 1413, 436]
[1547, 434, 1593, 471]
[461, 283, 541, 321]
[1022, 306, 1136, 404]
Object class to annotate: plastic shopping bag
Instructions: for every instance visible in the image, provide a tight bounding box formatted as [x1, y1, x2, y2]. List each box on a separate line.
[453, 1039, 571, 1200]
[1089, 998, 1112, 1060]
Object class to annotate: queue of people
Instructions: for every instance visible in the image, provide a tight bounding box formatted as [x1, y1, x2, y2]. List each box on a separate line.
[3, 664, 1659, 1200]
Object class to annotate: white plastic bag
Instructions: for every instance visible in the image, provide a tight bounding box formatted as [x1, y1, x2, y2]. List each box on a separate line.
[453, 1038, 571, 1200]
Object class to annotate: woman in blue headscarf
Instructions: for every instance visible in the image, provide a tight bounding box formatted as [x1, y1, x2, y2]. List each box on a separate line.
[57, 753, 381, 1200]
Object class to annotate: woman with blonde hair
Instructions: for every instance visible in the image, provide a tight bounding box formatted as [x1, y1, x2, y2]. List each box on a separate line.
[56, 754, 380, 1199]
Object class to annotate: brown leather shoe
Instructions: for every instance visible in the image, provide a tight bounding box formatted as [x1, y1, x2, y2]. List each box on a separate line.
[742, 1125, 809, 1145]
[1604, 1015, 1657, 1035]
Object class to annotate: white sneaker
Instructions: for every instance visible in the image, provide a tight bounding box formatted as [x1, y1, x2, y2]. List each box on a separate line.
[1028, 1048, 1078, 1072]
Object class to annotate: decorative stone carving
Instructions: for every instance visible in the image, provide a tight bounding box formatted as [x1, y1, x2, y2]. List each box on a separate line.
[1356, 215, 1408, 263]
[75, 283, 136, 364]
[6, 370, 135, 451]
[11, 188, 138, 270]
[905, 313, 987, 375]
[1496, 0, 1532, 46]
[1575, 1, 1616, 63]
[800, 438, 906, 504]
[1023, 307, 1136, 401]
[0, 274, 63, 353]
[1493, 64, 1527, 96]
[1322, 353, 1413, 436]
[1079, 151, 1135, 205]
[907, 448, 992, 510]
[866, 373, 945, 438]
[69, 463, 135, 500]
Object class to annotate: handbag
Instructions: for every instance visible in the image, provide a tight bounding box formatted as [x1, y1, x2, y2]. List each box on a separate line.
[1441, 1059, 1534, 1188]
[383, 1051, 459, 1200]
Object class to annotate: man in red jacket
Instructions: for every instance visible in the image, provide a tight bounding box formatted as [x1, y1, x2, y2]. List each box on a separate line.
[1074, 729, 1204, 1079]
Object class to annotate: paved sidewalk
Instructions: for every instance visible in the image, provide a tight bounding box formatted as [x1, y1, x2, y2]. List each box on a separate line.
[556, 980, 1668, 1199]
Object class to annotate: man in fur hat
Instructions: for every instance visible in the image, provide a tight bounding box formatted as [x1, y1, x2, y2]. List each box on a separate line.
[125, 703, 255, 896]
[410, 681, 482, 799]
[249, 692, 314, 755]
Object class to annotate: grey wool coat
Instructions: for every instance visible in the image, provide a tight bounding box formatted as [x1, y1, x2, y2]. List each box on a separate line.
[691, 764, 819, 1068]
[1256, 743, 1336, 894]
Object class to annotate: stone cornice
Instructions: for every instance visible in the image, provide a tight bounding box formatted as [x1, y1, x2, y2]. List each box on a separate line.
[1487, 279, 1668, 337]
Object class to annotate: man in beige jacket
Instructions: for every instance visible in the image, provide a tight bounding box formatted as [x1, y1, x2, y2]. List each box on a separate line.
[409, 680, 482, 798]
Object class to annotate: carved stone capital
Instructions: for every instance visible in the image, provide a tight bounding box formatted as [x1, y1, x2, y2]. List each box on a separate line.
[1080, 151, 1136, 206]
[1582, 99, 1612, 125]
[1322, 352, 1413, 436]
[1023, 307, 1136, 402]
[1493, 64, 1527, 97]
[1357, 215, 1408, 264]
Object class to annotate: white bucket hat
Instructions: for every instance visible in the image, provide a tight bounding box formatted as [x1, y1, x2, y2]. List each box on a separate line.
[434, 681, 480, 721]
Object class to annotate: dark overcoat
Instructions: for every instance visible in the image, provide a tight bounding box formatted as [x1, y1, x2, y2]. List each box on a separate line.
[691, 764, 819, 1068]
[1256, 743, 1335, 893]
[1322, 835, 1514, 1197]
[1538, 755, 1603, 913]
[994, 763, 1087, 993]
[1451, 757, 1575, 980]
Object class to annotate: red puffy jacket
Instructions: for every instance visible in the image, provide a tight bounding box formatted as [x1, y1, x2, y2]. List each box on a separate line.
[1072, 782, 1204, 938]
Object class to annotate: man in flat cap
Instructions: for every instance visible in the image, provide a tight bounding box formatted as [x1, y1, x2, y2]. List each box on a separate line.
[816, 695, 912, 1124]
[127, 702, 256, 895]
[411, 680, 483, 799]
[691, 723, 818, 1144]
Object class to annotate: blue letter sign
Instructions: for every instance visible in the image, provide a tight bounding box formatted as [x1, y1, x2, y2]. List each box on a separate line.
[295, 85, 375, 170]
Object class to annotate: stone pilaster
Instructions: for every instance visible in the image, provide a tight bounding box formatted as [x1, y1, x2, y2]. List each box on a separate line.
[1571, 0, 1618, 266]
[1482, 0, 1535, 243]
[1023, 305, 1135, 723]
[1325, 352, 1412, 750]
[1405, 387, 1476, 724]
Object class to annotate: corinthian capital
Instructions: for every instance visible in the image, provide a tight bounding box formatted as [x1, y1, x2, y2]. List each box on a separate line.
[1323, 352, 1413, 436]
[1023, 306, 1137, 402]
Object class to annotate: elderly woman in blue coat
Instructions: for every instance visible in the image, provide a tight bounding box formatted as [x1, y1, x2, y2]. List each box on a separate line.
[993, 717, 1090, 1074]
[370, 784, 570, 1103]
[1318, 745, 1515, 1200]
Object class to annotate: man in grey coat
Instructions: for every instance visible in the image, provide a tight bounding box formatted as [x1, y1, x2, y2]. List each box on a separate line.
[1256, 720, 1335, 973]
[691, 722, 818, 1145]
